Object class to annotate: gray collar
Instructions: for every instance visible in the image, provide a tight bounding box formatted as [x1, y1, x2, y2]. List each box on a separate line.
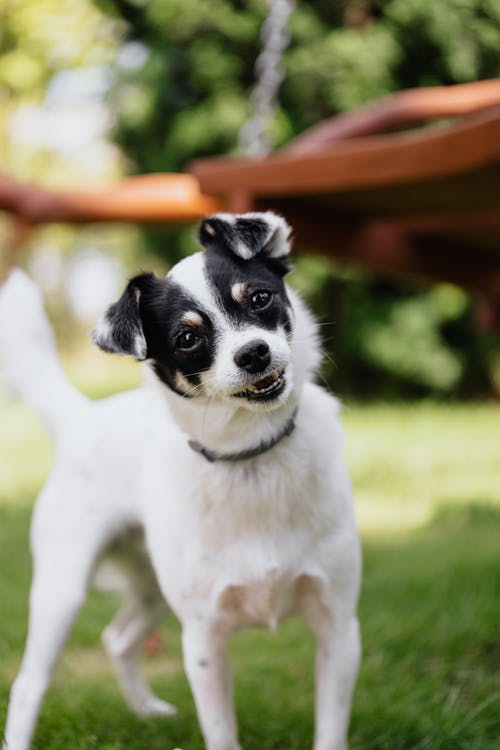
[188, 408, 298, 463]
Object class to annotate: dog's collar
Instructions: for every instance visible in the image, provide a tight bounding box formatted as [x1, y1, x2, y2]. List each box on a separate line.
[188, 408, 298, 464]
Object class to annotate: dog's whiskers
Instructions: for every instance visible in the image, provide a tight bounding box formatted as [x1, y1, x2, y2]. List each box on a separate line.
[320, 348, 338, 371]
[183, 374, 218, 398]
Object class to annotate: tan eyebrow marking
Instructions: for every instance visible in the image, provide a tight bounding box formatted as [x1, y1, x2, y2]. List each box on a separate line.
[181, 311, 203, 326]
[231, 282, 247, 303]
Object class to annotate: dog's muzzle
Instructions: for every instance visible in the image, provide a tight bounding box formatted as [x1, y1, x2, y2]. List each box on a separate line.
[233, 368, 286, 402]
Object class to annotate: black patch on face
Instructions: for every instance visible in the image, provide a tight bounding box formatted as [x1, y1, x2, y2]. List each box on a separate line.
[200, 215, 272, 258]
[136, 276, 215, 397]
[234, 217, 269, 254]
[94, 277, 147, 358]
[203, 246, 293, 334]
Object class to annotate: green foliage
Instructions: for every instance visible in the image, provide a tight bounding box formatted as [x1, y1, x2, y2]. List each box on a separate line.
[0, 0, 118, 141]
[291, 259, 496, 398]
[101, 0, 264, 172]
[0, 0, 114, 95]
[102, 0, 500, 166]
[386, 0, 500, 83]
[286, 18, 402, 121]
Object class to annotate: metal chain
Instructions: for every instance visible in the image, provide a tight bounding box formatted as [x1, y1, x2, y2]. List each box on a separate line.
[238, 0, 296, 157]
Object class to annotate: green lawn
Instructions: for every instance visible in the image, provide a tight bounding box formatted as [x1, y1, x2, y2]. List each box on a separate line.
[1, 361, 499, 749]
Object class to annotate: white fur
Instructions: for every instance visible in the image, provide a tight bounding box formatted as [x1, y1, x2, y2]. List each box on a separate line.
[0, 248, 361, 750]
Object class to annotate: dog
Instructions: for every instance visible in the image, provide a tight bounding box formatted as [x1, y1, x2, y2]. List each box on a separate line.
[0, 212, 361, 750]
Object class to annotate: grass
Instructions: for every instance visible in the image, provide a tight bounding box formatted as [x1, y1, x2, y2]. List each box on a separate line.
[1, 354, 499, 749]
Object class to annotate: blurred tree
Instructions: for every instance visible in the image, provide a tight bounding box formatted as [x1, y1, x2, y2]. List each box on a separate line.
[100, 0, 500, 170]
[2, 0, 499, 396]
[0, 0, 145, 343]
[0, 0, 121, 182]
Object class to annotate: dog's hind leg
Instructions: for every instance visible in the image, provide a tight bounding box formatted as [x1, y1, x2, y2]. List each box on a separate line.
[100, 553, 177, 718]
[102, 595, 177, 717]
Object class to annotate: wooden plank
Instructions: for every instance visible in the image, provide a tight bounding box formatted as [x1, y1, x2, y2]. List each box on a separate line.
[262, 202, 500, 299]
[0, 174, 223, 224]
[273, 164, 500, 217]
[190, 109, 500, 198]
[284, 78, 500, 154]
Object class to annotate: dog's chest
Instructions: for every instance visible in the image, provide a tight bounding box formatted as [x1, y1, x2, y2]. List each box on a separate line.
[165, 460, 327, 630]
[212, 563, 318, 630]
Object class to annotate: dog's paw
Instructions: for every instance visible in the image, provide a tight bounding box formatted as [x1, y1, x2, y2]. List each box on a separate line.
[131, 695, 178, 718]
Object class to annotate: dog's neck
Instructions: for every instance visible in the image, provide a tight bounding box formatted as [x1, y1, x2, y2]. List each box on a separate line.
[161, 382, 300, 457]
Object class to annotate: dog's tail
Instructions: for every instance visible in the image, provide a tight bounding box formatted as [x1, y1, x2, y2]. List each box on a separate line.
[0, 269, 88, 438]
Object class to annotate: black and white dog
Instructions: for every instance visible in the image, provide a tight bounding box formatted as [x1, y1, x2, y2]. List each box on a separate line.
[0, 212, 361, 750]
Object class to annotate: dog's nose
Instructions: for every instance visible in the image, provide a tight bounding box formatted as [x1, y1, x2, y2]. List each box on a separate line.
[234, 339, 271, 374]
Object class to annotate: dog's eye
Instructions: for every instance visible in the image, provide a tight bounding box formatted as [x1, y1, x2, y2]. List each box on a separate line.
[176, 330, 201, 351]
[250, 290, 272, 311]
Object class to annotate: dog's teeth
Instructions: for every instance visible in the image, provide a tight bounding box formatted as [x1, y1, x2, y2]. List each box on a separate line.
[233, 370, 285, 400]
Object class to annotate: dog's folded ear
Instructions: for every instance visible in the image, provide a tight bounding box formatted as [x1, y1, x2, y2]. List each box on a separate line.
[199, 212, 291, 262]
[92, 273, 158, 360]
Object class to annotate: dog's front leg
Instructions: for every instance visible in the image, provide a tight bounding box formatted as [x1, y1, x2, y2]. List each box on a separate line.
[307, 605, 361, 750]
[3, 543, 96, 750]
[182, 620, 241, 750]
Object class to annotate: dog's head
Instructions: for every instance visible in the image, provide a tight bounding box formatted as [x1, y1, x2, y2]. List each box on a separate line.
[93, 212, 318, 412]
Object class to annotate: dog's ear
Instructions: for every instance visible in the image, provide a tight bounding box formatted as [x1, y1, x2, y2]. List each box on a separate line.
[92, 273, 158, 360]
[199, 212, 292, 262]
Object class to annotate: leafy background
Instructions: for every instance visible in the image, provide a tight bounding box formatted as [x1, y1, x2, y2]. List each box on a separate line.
[1, 0, 500, 397]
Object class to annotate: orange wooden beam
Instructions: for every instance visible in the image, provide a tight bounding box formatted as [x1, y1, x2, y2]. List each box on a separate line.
[283, 78, 500, 155]
[191, 108, 500, 198]
[267, 202, 500, 301]
[0, 173, 223, 225]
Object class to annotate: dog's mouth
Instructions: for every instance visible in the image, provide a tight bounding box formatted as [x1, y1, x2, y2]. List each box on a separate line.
[233, 369, 286, 402]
